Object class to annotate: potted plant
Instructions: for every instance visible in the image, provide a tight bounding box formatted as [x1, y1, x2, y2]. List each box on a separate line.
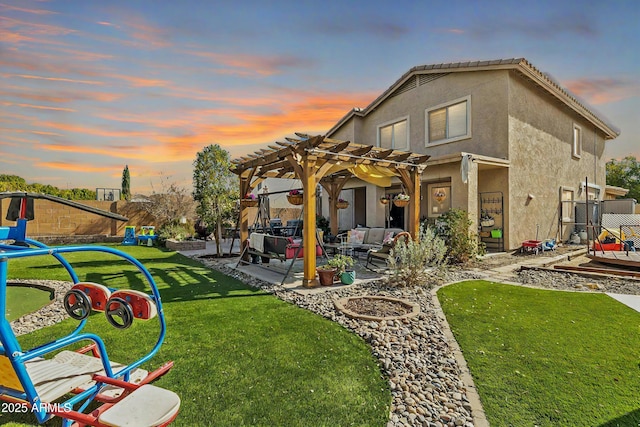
[327, 254, 355, 285]
[316, 264, 337, 286]
[393, 193, 410, 207]
[336, 198, 349, 209]
[241, 193, 258, 207]
[287, 189, 303, 205]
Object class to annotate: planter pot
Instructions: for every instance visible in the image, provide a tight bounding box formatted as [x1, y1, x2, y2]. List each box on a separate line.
[490, 229, 503, 239]
[317, 268, 337, 286]
[287, 194, 303, 205]
[480, 219, 495, 227]
[336, 201, 349, 209]
[241, 199, 258, 207]
[393, 199, 409, 208]
[340, 270, 356, 285]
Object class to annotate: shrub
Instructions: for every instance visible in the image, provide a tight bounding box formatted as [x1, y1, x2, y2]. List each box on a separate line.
[434, 208, 485, 264]
[158, 219, 195, 243]
[387, 225, 447, 288]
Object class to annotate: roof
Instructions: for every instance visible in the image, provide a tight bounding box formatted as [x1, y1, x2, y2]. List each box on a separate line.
[327, 58, 619, 140]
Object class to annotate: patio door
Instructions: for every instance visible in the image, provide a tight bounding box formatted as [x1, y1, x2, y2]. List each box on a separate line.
[389, 193, 405, 229]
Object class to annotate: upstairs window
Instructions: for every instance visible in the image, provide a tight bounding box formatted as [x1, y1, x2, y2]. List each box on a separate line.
[378, 117, 409, 150]
[426, 96, 471, 145]
[572, 124, 582, 158]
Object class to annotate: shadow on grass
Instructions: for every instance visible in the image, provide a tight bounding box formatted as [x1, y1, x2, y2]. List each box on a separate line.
[24, 250, 266, 304]
[598, 409, 640, 426]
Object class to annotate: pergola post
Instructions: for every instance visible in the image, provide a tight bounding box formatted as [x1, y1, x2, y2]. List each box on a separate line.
[239, 175, 251, 259]
[320, 176, 349, 237]
[301, 158, 319, 288]
[397, 167, 424, 239]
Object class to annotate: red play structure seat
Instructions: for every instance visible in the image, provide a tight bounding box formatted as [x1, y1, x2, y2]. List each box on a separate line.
[110, 290, 158, 320]
[71, 282, 111, 312]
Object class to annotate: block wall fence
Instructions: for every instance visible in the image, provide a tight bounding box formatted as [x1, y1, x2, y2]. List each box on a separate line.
[0, 199, 156, 239]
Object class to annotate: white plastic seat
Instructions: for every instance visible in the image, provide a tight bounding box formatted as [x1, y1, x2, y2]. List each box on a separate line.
[98, 384, 181, 427]
[25, 351, 147, 403]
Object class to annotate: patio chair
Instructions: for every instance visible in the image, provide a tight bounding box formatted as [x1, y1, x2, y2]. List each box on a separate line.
[365, 232, 410, 270]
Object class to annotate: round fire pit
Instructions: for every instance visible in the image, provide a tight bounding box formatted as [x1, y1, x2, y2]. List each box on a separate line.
[334, 295, 420, 321]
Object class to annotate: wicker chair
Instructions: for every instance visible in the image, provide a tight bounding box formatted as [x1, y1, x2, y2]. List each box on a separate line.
[365, 232, 410, 270]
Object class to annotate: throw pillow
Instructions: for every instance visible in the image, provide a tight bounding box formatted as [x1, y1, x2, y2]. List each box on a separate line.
[383, 231, 395, 245]
[349, 229, 366, 244]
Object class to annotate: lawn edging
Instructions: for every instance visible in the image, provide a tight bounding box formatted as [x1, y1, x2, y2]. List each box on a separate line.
[432, 280, 489, 427]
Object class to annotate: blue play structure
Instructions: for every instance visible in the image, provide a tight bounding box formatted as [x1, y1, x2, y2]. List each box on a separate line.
[121, 226, 137, 246]
[122, 226, 158, 246]
[0, 193, 180, 426]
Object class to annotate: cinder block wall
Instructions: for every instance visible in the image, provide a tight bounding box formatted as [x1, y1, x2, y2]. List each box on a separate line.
[0, 199, 156, 237]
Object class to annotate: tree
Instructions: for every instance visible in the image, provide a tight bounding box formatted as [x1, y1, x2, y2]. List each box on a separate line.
[192, 144, 238, 256]
[141, 175, 195, 226]
[606, 156, 640, 202]
[121, 165, 131, 201]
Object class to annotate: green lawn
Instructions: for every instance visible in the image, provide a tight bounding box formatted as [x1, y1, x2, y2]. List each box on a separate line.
[6, 285, 53, 322]
[0, 245, 389, 427]
[438, 280, 640, 427]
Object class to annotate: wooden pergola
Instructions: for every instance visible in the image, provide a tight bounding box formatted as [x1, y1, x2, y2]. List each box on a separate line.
[230, 133, 430, 287]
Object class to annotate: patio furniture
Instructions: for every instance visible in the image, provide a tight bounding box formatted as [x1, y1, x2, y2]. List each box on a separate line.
[365, 232, 411, 270]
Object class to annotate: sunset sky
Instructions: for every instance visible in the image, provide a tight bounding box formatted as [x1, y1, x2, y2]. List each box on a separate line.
[2, 0, 639, 194]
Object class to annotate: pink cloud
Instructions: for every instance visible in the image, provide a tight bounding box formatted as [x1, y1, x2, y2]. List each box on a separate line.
[0, 3, 57, 15]
[565, 77, 639, 105]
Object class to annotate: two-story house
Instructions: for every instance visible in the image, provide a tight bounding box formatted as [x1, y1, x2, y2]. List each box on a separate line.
[321, 58, 619, 250]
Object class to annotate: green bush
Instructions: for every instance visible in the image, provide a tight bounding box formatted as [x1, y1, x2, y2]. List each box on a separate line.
[158, 219, 195, 242]
[387, 225, 447, 288]
[434, 208, 485, 264]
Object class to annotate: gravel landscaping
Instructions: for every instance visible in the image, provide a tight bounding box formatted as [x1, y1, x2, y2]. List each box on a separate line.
[11, 245, 640, 427]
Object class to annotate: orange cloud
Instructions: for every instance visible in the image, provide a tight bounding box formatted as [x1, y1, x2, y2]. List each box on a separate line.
[36, 161, 118, 173]
[107, 73, 171, 88]
[153, 91, 377, 161]
[9, 74, 105, 85]
[41, 143, 151, 161]
[3, 102, 76, 112]
[187, 51, 313, 76]
[38, 121, 148, 138]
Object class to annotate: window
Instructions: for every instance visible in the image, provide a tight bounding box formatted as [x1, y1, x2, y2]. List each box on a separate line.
[572, 124, 582, 158]
[426, 96, 471, 145]
[377, 117, 409, 150]
[560, 188, 574, 221]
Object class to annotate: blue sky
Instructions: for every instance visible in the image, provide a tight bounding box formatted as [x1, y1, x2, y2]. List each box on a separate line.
[1, 0, 638, 193]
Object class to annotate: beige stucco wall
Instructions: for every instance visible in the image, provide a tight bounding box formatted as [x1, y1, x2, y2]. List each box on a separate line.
[507, 74, 607, 248]
[330, 70, 512, 161]
[328, 68, 613, 250]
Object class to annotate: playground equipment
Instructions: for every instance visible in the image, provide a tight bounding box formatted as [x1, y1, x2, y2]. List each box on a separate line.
[0, 193, 180, 426]
[122, 226, 137, 246]
[137, 226, 158, 247]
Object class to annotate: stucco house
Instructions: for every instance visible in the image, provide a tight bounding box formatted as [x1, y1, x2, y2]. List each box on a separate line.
[314, 58, 619, 251]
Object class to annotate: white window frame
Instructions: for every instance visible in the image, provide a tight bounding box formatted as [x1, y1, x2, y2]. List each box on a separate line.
[560, 187, 575, 222]
[377, 116, 409, 150]
[425, 95, 471, 146]
[572, 123, 582, 159]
